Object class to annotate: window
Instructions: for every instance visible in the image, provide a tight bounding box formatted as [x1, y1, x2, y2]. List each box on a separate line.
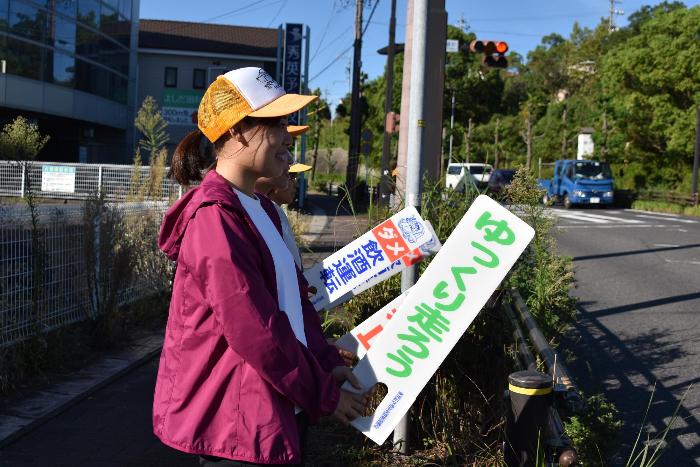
[77, 0, 100, 28]
[0, 0, 9, 27]
[4, 36, 43, 80]
[447, 165, 463, 175]
[193, 68, 205, 89]
[565, 164, 573, 179]
[9, 1, 47, 43]
[164, 67, 177, 87]
[54, 14, 76, 52]
[52, 51, 75, 86]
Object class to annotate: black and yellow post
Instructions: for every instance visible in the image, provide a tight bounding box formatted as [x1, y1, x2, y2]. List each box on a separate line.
[504, 370, 553, 466]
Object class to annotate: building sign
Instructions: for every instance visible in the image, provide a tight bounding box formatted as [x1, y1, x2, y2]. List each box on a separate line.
[304, 206, 431, 310]
[283, 23, 303, 125]
[317, 222, 442, 312]
[41, 165, 76, 193]
[343, 195, 534, 445]
[162, 90, 203, 126]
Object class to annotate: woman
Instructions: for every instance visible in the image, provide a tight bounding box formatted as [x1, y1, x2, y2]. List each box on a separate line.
[154, 67, 368, 466]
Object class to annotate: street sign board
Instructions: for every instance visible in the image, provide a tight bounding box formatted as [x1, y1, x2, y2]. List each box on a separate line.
[304, 206, 431, 309]
[283, 23, 303, 125]
[162, 90, 203, 126]
[446, 39, 459, 53]
[343, 195, 535, 445]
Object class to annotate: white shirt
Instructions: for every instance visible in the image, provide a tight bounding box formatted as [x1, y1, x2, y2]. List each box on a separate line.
[274, 203, 303, 270]
[234, 188, 307, 347]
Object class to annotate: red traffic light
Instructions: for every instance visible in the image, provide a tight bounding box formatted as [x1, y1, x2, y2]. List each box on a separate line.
[470, 39, 509, 68]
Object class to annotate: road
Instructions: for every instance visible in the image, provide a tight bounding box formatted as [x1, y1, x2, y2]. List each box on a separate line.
[551, 207, 700, 464]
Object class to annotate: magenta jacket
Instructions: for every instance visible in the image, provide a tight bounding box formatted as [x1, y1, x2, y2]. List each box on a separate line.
[153, 170, 343, 464]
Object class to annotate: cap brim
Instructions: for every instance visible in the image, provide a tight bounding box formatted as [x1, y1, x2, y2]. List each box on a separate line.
[289, 163, 312, 173]
[249, 94, 318, 118]
[287, 125, 309, 136]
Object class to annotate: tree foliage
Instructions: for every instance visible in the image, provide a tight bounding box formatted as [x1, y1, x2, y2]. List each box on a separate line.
[327, 2, 700, 190]
[134, 96, 169, 161]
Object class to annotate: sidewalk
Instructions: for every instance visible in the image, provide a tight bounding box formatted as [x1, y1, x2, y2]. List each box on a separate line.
[0, 191, 368, 451]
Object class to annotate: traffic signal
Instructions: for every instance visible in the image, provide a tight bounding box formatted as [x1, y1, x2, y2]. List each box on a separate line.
[469, 40, 509, 68]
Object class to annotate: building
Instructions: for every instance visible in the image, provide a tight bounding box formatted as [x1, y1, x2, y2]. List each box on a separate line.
[137, 19, 280, 158]
[0, 0, 140, 163]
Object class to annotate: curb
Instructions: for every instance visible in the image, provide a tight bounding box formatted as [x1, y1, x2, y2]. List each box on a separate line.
[0, 332, 163, 449]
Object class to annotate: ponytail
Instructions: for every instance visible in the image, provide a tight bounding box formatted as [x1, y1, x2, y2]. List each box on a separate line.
[169, 130, 208, 185]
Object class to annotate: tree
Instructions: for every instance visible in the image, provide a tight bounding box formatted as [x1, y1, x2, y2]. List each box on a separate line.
[134, 96, 169, 162]
[0, 116, 50, 161]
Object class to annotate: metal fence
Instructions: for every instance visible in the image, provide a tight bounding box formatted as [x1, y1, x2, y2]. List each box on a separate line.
[0, 201, 170, 347]
[0, 160, 183, 201]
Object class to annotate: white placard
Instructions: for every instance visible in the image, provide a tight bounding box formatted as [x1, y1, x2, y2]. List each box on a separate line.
[41, 165, 76, 193]
[343, 195, 534, 445]
[317, 222, 442, 312]
[304, 206, 431, 310]
[446, 39, 459, 53]
[335, 290, 409, 360]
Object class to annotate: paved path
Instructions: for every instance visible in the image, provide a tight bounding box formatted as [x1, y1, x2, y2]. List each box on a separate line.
[551, 207, 700, 464]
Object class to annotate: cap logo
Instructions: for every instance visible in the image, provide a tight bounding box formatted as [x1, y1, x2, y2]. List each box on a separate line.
[256, 69, 282, 90]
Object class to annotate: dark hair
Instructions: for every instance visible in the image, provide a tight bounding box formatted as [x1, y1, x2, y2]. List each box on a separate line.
[169, 116, 286, 185]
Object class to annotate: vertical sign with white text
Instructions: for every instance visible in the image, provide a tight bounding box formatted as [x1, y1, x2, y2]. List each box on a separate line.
[283, 23, 303, 125]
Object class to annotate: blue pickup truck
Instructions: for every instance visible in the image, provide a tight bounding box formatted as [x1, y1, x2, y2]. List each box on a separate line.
[539, 159, 614, 208]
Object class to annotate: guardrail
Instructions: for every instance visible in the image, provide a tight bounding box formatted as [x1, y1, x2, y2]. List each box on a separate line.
[637, 190, 698, 206]
[502, 289, 582, 466]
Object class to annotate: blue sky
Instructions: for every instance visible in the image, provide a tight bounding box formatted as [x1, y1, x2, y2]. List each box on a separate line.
[140, 0, 700, 112]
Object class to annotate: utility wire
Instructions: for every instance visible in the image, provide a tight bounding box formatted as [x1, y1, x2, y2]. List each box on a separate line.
[266, 0, 288, 27]
[310, 0, 336, 63]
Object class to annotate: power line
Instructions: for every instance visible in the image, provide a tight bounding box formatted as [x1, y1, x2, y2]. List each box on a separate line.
[266, 0, 288, 27]
[309, 43, 354, 83]
[362, 0, 380, 36]
[310, 1, 337, 64]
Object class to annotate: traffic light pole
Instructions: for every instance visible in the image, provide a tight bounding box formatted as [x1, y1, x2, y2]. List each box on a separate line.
[346, 0, 364, 201]
[379, 0, 397, 207]
[394, 0, 428, 453]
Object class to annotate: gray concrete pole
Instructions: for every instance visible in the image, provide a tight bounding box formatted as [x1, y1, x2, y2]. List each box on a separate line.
[394, 0, 429, 454]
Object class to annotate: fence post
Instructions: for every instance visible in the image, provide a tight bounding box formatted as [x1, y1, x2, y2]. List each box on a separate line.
[20, 163, 26, 198]
[504, 370, 553, 466]
[97, 165, 103, 196]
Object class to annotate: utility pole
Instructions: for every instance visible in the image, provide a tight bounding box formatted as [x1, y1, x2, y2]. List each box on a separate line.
[395, 0, 428, 452]
[346, 0, 364, 201]
[379, 0, 397, 207]
[447, 90, 455, 167]
[493, 117, 501, 169]
[693, 106, 699, 205]
[608, 0, 624, 32]
[465, 117, 473, 163]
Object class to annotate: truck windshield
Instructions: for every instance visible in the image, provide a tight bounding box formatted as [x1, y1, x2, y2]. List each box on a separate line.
[447, 166, 462, 175]
[574, 161, 612, 180]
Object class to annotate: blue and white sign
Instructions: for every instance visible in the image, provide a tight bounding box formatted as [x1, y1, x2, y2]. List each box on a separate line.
[41, 165, 76, 193]
[283, 23, 303, 124]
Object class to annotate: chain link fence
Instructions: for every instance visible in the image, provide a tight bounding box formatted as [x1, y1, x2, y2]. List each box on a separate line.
[0, 201, 172, 347]
[0, 160, 183, 201]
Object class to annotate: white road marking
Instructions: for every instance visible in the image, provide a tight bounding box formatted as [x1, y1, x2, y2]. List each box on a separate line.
[665, 259, 700, 266]
[626, 209, 679, 217]
[550, 209, 644, 224]
[556, 224, 664, 229]
[653, 244, 680, 248]
[633, 214, 697, 224]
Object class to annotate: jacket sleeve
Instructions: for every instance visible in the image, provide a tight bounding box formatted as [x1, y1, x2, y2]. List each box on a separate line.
[298, 272, 346, 372]
[186, 205, 340, 420]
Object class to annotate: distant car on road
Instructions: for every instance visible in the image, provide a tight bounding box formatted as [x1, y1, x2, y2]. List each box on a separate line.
[487, 169, 517, 196]
[445, 163, 478, 193]
[445, 163, 493, 191]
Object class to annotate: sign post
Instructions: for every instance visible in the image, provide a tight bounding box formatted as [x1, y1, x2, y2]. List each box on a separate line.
[343, 195, 534, 446]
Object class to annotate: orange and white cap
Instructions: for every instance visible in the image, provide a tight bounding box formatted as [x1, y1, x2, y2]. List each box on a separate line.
[198, 67, 317, 143]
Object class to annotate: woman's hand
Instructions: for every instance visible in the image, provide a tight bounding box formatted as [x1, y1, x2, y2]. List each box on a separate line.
[331, 366, 362, 389]
[333, 389, 370, 425]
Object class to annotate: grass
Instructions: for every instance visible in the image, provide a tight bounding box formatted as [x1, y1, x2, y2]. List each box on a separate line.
[631, 200, 700, 217]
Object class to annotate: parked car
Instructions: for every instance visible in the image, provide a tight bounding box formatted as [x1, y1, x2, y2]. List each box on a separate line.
[445, 163, 478, 193]
[445, 163, 493, 190]
[487, 169, 517, 196]
[538, 159, 614, 208]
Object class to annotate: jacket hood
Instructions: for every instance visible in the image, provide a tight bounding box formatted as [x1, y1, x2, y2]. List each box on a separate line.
[158, 171, 244, 261]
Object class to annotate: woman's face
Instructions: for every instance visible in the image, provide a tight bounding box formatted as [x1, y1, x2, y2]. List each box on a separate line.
[255, 165, 290, 195]
[236, 118, 293, 178]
